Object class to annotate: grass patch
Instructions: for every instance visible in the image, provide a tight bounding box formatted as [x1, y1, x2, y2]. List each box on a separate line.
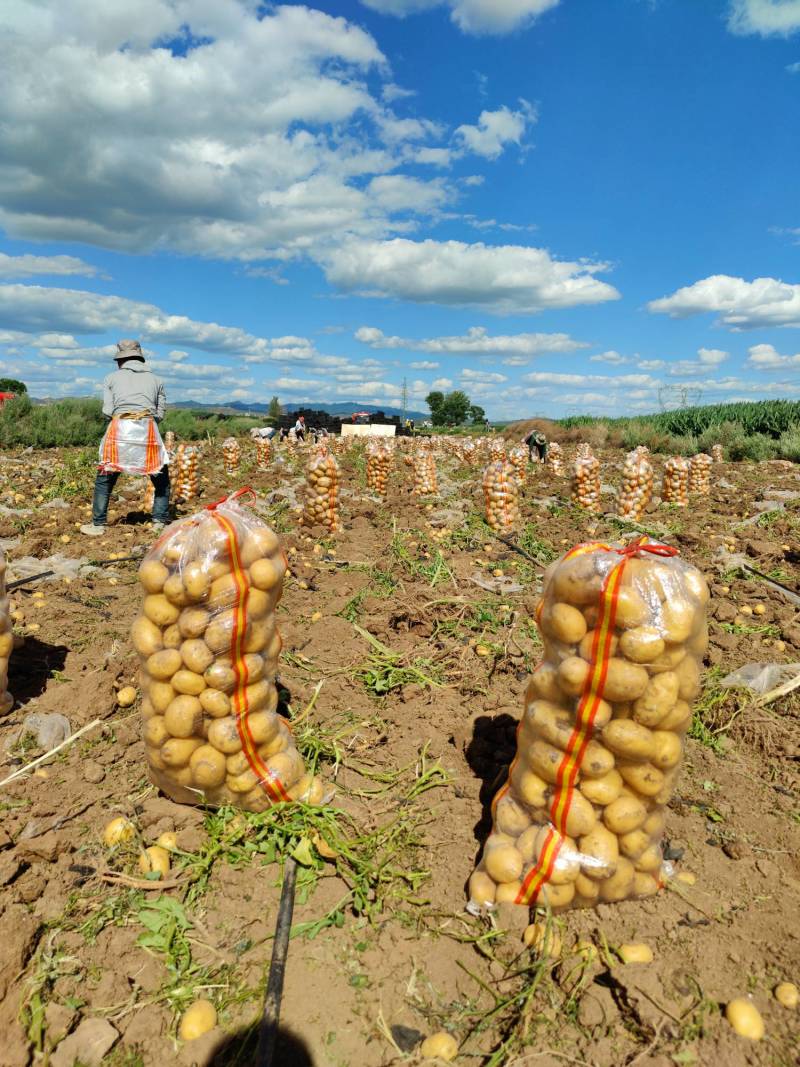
[352, 623, 445, 696]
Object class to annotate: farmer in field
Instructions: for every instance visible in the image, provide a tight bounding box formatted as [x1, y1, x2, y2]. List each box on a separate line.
[80, 340, 170, 536]
[294, 414, 306, 441]
[524, 428, 548, 462]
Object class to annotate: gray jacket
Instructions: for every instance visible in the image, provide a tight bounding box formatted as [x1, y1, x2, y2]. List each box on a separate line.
[102, 363, 166, 420]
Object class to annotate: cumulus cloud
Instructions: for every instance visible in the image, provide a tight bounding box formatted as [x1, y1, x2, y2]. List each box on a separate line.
[461, 368, 507, 383]
[647, 275, 800, 328]
[0, 253, 100, 279]
[746, 342, 800, 368]
[455, 102, 536, 159]
[410, 360, 439, 368]
[589, 350, 629, 364]
[360, 0, 561, 35]
[355, 323, 589, 354]
[727, 0, 800, 36]
[665, 348, 729, 377]
[329, 239, 619, 314]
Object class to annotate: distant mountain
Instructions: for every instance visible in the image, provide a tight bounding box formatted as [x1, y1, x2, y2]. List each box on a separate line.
[171, 399, 428, 420]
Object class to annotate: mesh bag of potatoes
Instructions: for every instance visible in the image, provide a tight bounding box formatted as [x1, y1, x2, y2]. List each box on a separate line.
[301, 446, 340, 531]
[662, 456, 689, 506]
[468, 536, 708, 914]
[688, 453, 711, 495]
[133, 489, 326, 811]
[0, 552, 14, 717]
[483, 459, 520, 532]
[617, 448, 653, 521]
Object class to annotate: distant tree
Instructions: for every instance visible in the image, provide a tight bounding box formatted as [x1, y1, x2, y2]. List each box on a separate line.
[440, 390, 471, 426]
[468, 404, 486, 425]
[267, 396, 282, 421]
[425, 390, 445, 425]
[0, 378, 26, 394]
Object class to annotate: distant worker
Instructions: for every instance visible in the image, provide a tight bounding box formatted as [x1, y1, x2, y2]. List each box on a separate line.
[250, 425, 276, 441]
[80, 340, 169, 536]
[524, 428, 548, 462]
[294, 414, 306, 441]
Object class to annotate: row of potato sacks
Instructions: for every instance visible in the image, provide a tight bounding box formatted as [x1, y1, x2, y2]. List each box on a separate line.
[133, 492, 326, 811]
[469, 538, 708, 913]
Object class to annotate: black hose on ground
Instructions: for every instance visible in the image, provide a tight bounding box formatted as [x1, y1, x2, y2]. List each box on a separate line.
[256, 856, 298, 1066]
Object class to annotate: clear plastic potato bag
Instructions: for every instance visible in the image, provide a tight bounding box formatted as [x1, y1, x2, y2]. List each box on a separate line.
[468, 536, 708, 914]
[133, 489, 326, 811]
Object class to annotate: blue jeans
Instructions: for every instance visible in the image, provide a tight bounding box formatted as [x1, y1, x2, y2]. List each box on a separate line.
[92, 466, 171, 526]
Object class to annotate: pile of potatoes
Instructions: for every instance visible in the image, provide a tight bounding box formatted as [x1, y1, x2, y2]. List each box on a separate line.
[301, 446, 340, 531]
[222, 437, 240, 475]
[662, 456, 689, 506]
[483, 459, 520, 532]
[572, 453, 602, 513]
[133, 497, 325, 810]
[255, 438, 271, 471]
[711, 444, 723, 464]
[0, 554, 14, 717]
[489, 438, 507, 462]
[617, 448, 653, 520]
[412, 451, 438, 496]
[164, 430, 176, 454]
[173, 445, 199, 503]
[509, 445, 529, 485]
[461, 439, 477, 465]
[468, 541, 708, 912]
[546, 442, 564, 475]
[366, 441, 391, 495]
[688, 453, 712, 495]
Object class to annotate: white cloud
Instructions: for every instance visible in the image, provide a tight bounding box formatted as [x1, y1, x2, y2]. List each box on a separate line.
[0, 253, 100, 279]
[728, 0, 800, 36]
[431, 377, 454, 388]
[355, 323, 589, 354]
[647, 275, 800, 328]
[328, 239, 619, 313]
[637, 359, 666, 371]
[410, 360, 440, 369]
[524, 371, 656, 387]
[455, 102, 536, 159]
[788, 60, 800, 71]
[746, 342, 800, 368]
[461, 368, 507, 383]
[665, 347, 730, 377]
[589, 350, 629, 364]
[360, 0, 562, 35]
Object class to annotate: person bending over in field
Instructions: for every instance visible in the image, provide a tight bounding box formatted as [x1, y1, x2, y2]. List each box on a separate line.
[524, 429, 548, 463]
[80, 340, 170, 537]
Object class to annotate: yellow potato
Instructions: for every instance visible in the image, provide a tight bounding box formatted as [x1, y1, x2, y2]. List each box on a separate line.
[580, 768, 623, 805]
[242, 652, 266, 683]
[209, 573, 240, 608]
[146, 648, 182, 681]
[523, 923, 562, 958]
[240, 526, 282, 566]
[148, 681, 175, 714]
[171, 668, 206, 697]
[634, 845, 662, 873]
[658, 699, 692, 733]
[249, 556, 284, 592]
[617, 760, 665, 797]
[558, 656, 590, 696]
[524, 700, 574, 749]
[144, 594, 181, 627]
[774, 982, 798, 1010]
[580, 740, 616, 779]
[147, 744, 167, 770]
[614, 587, 649, 629]
[205, 611, 240, 654]
[258, 728, 290, 759]
[618, 828, 651, 860]
[602, 719, 656, 761]
[199, 688, 231, 718]
[495, 795, 534, 837]
[140, 697, 157, 721]
[660, 599, 694, 643]
[227, 768, 259, 793]
[675, 654, 701, 701]
[646, 643, 686, 675]
[246, 588, 270, 620]
[632, 671, 679, 727]
[526, 663, 563, 703]
[651, 730, 682, 769]
[103, 816, 136, 846]
[579, 825, 619, 880]
[244, 618, 274, 654]
[243, 677, 272, 713]
[181, 639, 214, 674]
[182, 561, 211, 601]
[545, 602, 588, 644]
[602, 659, 650, 702]
[178, 606, 209, 639]
[560, 789, 597, 837]
[545, 833, 580, 885]
[618, 942, 654, 964]
[619, 625, 665, 664]
[161, 737, 203, 767]
[244, 710, 280, 745]
[469, 869, 497, 906]
[162, 624, 182, 649]
[204, 661, 236, 693]
[527, 737, 566, 784]
[226, 751, 251, 776]
[552, 554, 603, 605]
[683, 565, 709, 606]
[725, 998, 764, 1040]
[484, 841, 525, 884]
[642, 808, 665, 837]
[603, 796, 647, 834]
[264, 749, 303, 788]
[132, 616, 164, 657]
[139, 844, 171, 877]
[179, 999, 218, 1042]
[163, 573, 192, 607]
[207, 717, 242, 754]
[632, 871, 659, 897]
[537, 880, 575, 909]
[143, 715, 169, 748]
[574, 872, 600, 902]
[598, 855, 635, 901]
[512, 766, 549, 810]
[139, 559, 169, 594]
[189, 744, 227, 788]
[164, 695, 204, 738]
[419, 1032, 458, 1063]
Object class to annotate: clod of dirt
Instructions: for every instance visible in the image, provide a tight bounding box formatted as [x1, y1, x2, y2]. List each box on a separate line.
[390, 1024, 423, 1052]
[722, 840, 750, 861]
[50, 1018, 118, 1067]
[83, 760, 105, 784]
[16, 832, 71, 864]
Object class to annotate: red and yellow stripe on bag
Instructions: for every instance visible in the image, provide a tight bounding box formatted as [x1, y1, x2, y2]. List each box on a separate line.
[100, 418, 120, 469]
[209, 504, 290, 804]
[144, 418, 160, 475]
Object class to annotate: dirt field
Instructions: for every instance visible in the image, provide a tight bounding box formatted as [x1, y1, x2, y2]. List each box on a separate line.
[0, 439, 798, 1067]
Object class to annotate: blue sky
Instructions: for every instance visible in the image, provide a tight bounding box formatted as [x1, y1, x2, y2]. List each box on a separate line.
[0, 0, 799, 419]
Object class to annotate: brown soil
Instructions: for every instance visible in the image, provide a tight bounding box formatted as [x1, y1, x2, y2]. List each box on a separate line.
[0, 443, 798, 1067]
